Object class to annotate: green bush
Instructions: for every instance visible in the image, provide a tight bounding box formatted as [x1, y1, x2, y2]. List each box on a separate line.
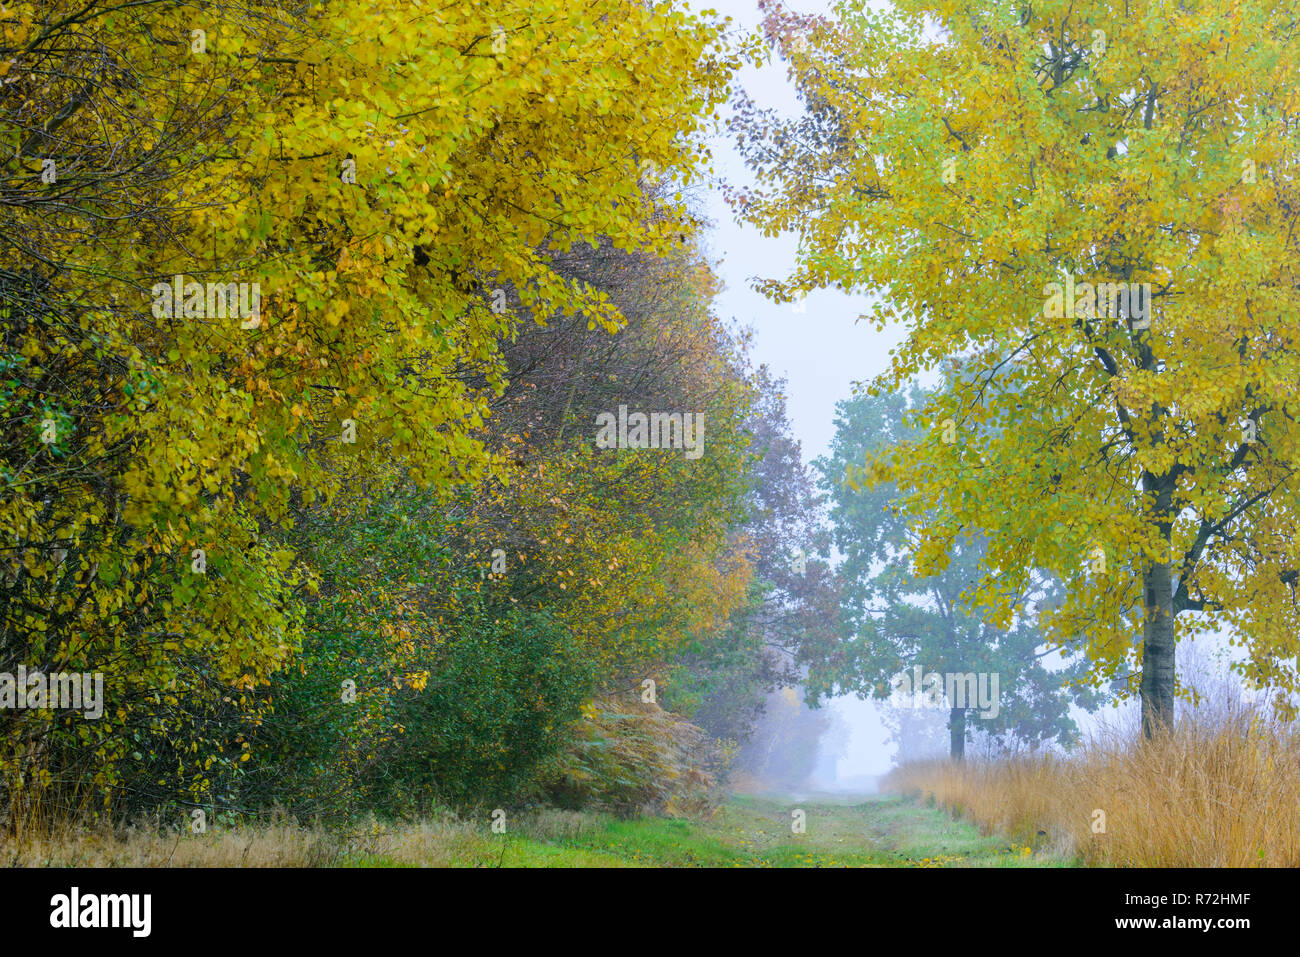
[373, 604, 596, 811]
[243, 489, 596, 818]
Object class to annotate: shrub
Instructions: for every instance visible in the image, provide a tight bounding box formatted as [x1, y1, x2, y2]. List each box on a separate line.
[543, 694, 725, 816]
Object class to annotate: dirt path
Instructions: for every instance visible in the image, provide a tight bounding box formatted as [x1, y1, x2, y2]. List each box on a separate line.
[428, 795, 1076, 867]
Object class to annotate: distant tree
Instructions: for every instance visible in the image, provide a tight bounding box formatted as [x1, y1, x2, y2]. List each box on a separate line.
[732, 686, 831, 791]
[884, 702, 949, 765]
[811, 387, 1098, 759]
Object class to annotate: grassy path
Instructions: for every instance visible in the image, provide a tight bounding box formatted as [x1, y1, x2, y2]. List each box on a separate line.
[379, 795, 1075, 867]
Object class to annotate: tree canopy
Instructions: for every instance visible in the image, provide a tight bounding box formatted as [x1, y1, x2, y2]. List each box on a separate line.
[1, 0, 826, 821]
[733, 0, 1300, 733]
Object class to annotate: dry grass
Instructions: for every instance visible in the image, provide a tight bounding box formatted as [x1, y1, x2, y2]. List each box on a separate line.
[546, 695, 726, 816]
[884, 705, 1300, 866]
[0, 809, 496, 867]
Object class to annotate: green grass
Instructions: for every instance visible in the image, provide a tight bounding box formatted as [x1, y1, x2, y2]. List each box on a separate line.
[350, 795, 1077, 867]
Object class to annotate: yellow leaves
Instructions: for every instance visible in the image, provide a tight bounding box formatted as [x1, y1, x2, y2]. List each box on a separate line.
[0, 8, 28, 48]
[0, 0, 744, 812]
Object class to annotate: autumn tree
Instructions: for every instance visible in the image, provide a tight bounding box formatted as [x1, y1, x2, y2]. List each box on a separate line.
[247, 193, 763, 814]
[1, 0, 320, 819]
[667, 361, 835, 746]
[1, 0, 737, 817]
[458, 228, 755, 683]
[733, 0, 1300, 735]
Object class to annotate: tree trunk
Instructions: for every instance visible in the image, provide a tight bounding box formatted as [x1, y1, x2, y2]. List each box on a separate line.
[949, 706, 966, 761]
[1140, 559, 1176, 736]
